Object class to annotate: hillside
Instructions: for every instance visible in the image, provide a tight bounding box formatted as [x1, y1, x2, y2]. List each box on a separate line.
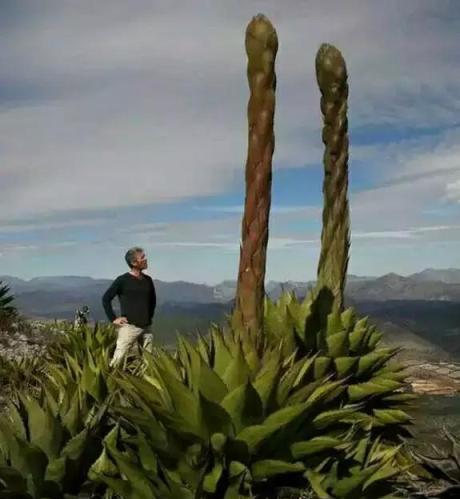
[1, 269, 459, 361]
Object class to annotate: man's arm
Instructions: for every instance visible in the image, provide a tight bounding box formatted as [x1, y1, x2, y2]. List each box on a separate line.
[148, 277, 156, 319]
[102, 277, 121, 322]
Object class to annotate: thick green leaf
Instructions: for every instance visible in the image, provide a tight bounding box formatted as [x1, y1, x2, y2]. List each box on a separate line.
[326, 310, 344, 336]
[334, 356, 358, 377]
[304, 469, 332, 499]
[105, 444, 158, 499]
[363, 460, 399, 492]
[252, 354, 281, 411]
[313, 357, 331, 380]
[348, 378, 402, 402]
[326, 331, 348, 358]
[222, 343, 250, 391]
[7, 436, 48, 486]
[61, 390, 81, 436]
[236, 424, 279, 453]
[263, 401, 312, 427]
[373, 409, 412, 425]
[197, 357, 228, 404]
[251, 459, 305, 480]
[202, 462, 223, 493]
[340, 308, 356, 331]
[349, 327, 367, 353]
[197, 393, 233, 438]
[312, 406, 361, 430]
[291, 437, 342, 458]
[19, 393, 63, 460]
[221, 382, 263, 433]
[333, 463, 380, 497]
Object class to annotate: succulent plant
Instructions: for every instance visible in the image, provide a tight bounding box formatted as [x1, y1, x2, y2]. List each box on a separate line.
[262, 290, 415, 446]
[88, 323, 411, 498]
[0, 380, 110, 498]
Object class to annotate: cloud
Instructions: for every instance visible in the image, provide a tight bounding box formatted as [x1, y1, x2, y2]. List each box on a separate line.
[0, 240, 79, 253]
[347, 128, 460, 231]
[446, 179, 460, 202]
[1, 1, 460, 223]
[368, 165, 460, 191]
[0, 217, 112, 233]
[193, 205, 321, 215]
[352, 224, 460, 239]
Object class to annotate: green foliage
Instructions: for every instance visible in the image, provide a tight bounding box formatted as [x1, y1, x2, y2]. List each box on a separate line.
[0, 281, 18, 329]
[0, 294, 416, 498]
[46, 321, 117, 368]
[262, 290, 415, 444]
[0, 379, 109, 498]
[0, 355, 45, 400]
[86, 321, 413, 498]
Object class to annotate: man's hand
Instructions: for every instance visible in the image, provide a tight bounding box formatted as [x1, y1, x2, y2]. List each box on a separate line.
[113, 316, 128, 326]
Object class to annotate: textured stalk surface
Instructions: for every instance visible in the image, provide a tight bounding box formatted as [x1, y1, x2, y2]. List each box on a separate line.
[315, 43, 351, 315]
[233, 14, 278, 341]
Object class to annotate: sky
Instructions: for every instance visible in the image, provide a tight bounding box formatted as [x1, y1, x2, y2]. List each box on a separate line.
[1, 0, 460, 285]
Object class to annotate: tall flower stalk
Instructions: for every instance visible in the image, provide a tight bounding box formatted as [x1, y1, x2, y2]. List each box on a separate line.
[314, 43, 351, 317]
[232, 14, 278, 342]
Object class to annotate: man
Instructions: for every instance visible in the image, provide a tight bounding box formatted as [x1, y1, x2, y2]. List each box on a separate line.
[102, 247, 157, 368]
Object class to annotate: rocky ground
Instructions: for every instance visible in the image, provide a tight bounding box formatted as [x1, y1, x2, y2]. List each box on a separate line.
[405, 360, 460, 396]
[0, 319, 66, 360]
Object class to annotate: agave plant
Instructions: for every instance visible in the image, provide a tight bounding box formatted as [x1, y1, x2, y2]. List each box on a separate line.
[0, 380, 110, 498]
[46, 321, 117, 367]
[88, 325, 411, 498]
[0, 322, 119, 498]
[0, 354, 45, 401]
[88, 423, 195, 499]
[235, 39, 415, 451]
[261, 291, 415, 445]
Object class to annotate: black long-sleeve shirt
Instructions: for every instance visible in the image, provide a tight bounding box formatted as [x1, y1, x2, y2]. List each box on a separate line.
[102, 272, 156, 328]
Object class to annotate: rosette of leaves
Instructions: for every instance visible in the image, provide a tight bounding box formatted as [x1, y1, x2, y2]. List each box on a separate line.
[46, 321, 117, 371]
[88, 423, 195, 499]
[262, 290, 415, 444]
[90, 326, 409, 498]
[0, 381, 110, 498]
[0, 355, 46, 410]
[304, 435, 407, 498]
[43, 321, 129, 398]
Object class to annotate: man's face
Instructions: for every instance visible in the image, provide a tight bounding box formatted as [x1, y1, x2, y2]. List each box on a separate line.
[133, 251, 148, 269]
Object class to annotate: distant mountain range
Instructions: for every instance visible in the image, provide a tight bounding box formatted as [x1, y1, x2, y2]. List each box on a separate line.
[1, 268, 460, 322]
[0, 268, 459, 360]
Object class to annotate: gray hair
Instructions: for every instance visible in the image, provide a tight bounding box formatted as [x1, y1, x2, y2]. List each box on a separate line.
[125, 247, 144, 268]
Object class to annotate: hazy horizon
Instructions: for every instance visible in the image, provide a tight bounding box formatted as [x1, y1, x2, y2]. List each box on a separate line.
[2, 266, 460, 287]
[1, 1, 460, 283]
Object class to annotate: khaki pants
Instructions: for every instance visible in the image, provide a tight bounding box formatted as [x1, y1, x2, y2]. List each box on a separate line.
[110, 323, 154, 368]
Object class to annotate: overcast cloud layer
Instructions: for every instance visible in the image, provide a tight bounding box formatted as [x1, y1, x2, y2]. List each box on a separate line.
[1, 1, 460, 282]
